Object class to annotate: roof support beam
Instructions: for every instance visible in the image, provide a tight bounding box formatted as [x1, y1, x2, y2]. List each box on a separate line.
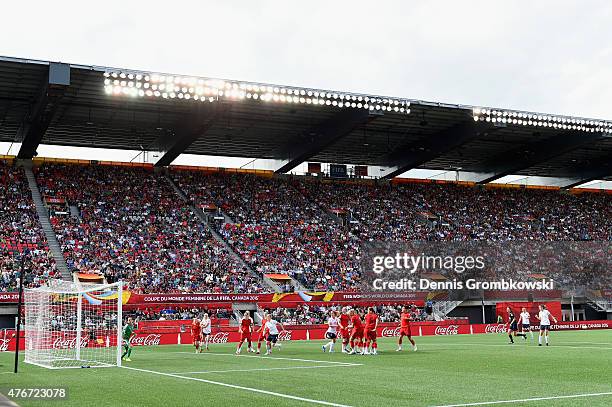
[476, 131, 604, 184]
[274, 109, 370, 174]
[561, 152, 612, 189]
[154, 106, 219, 167]
[381, 120, 489, 179]
[17, 63, 69, 158]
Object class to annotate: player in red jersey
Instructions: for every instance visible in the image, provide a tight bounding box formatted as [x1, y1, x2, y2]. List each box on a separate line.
[347, 309, 364, 355]
[191, 317, 202, 353]
[396, 306, 417, 352]
[363, 307, 379, 355]
[236, 311, 254, 354]
[338, 307, 351, 353]
[255, 312, 269, 354]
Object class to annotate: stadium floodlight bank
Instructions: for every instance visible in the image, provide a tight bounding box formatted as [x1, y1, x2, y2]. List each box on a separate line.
[24, 280, 123, 369]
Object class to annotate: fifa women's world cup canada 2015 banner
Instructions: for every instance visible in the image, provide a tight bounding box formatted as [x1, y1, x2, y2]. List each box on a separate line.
[0, 291, 426, 305]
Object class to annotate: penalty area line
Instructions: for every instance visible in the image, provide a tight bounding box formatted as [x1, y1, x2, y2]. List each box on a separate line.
[425, 343, 612, 351]
[172, 363, 362, 375]
[176, 351, 359, 365]
[431, 391, 612, 407]
[122, 365, 352, 407]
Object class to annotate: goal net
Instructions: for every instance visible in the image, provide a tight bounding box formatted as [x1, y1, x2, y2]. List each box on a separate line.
[24, 280, 123, 369]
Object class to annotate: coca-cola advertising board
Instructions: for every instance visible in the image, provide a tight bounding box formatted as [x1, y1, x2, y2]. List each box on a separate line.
[2, 320, 609, 351]
[0, 337, 11, 352]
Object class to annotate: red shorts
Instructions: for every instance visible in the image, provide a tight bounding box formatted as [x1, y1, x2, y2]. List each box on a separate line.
[257, 333, 266, 342]
[240, 332, 252, 342]
[192, 332, 201, 343]
[400, 326, 411, 337]
[365, 329, 377, 340]
[351, 328, 363, 339]
[340, 328, 349, 339]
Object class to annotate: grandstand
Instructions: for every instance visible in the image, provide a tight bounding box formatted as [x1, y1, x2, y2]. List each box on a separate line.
[0, 55, 610, 301]
[0, 55, 610, 407]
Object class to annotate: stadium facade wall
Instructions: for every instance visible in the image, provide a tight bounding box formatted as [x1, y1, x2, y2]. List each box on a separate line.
[584, 305, 608, 321]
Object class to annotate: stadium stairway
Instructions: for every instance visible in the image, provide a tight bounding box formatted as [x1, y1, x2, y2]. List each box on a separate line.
[586, 295, 612, 313]
[164, 174, 281, 293]
[432, 300, 463, 320]
[69, 204, 81, 220]
[22, 162, 72, 281]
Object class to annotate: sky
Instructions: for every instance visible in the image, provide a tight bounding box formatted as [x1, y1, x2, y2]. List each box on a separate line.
[1, 1, 610, 187]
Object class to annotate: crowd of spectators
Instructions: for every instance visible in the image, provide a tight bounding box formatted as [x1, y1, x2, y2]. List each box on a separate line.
[302, 179, 611, 289]
[0, 161, 59, 291]
[35, 164, 265, 294]
[126, 306, 232, 322]
[301, 180, 612, 242]
[399, 182, 611, 241]
[172, 171, 362, 291]
[263, 303, 428, 325]
[174, 171, 610, 291]
[2, 162, 609, 294]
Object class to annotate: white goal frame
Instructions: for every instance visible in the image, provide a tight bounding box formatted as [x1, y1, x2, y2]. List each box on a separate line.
[23, 280, 123, 369]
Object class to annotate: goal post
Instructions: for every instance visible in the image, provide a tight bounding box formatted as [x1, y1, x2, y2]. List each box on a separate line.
[24, 280, 123, 369]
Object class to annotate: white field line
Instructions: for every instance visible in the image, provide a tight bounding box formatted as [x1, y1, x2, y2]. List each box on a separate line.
[561, 341, 612, 346]
[122, 365, 352, 407]
[431, 391, 612, 407]
[172, 364, 361, 375]
[424, 343, 612, 351]
[176, 351, 360, 365]
[0, 393, 19, 407]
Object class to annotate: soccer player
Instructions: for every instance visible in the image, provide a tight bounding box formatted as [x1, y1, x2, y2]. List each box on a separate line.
[338, 307, 351, 353]
[535, 304, 557, 346]
[201, 314, 212, 351]
[519, 307, 533, 341]
[347, 309, 364, 355]
[363, 307, 379, 355]
[236, 311, 254, 354]
[396, 306, 417, 352]
[191, 317, 202, 353]
[264, 314, 287, 355]
[121, 317, 135, 362]
[322, 310, 339, 353]
[506, 307, 525, 343]
[256, 312, 269, 354]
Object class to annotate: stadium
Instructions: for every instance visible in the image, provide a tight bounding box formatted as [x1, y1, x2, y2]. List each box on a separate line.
[0, 5, 611, 406]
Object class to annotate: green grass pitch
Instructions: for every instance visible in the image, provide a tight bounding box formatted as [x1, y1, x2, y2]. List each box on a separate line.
[1, 330, 610, 406]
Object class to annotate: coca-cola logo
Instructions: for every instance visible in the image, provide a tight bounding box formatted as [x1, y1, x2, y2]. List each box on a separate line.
[380, 327, 401, 337]
[484, 324, 507, 334]
[278, 331, 292, 341]
[53, 336, 89, 349]
[129, 334, 162, 346]
[209, 332, 229, 344]
[0, 338, 10, 352]
[434, 325, 459, 335]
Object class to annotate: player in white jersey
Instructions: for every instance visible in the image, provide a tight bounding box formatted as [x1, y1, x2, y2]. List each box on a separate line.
[201, 313, 212, 351]
[264, 314, 287, 355]
[535, 304, 557, 346]
[519, 307, 533, 341]
[322, 310, 339, 353]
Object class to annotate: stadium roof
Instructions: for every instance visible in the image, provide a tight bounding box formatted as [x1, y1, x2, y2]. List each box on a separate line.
[0, 55, 610, 186]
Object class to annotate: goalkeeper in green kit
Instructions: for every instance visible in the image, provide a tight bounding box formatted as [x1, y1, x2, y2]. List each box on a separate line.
[122, 317, 135, 362]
